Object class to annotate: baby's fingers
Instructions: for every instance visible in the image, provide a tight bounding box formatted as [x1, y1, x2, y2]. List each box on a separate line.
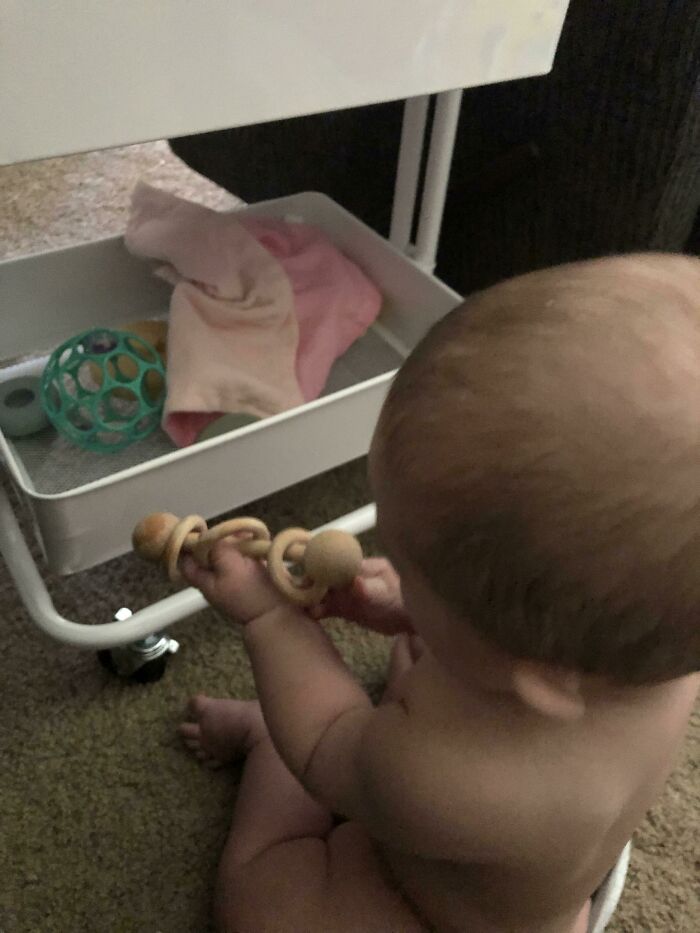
[360, 557, 397, 578]
[207, 538, 257, 578]
[355, 573, 393, 604]
[181, 554, 211, 590]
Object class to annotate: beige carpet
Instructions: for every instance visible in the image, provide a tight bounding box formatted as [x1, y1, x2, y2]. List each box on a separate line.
[0, 144, 697, 933]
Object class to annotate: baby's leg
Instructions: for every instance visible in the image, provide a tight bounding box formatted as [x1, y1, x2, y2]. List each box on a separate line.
[180, 696, 333, 930]
[180, 695, 425, 933]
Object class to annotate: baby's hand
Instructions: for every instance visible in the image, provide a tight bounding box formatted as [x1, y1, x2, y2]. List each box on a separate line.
[309, 557, 413, 635]
[181, 539, 284, 624]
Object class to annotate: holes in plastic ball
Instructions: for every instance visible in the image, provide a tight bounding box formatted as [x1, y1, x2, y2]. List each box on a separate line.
[66, 404, 94, 433]
[58, 347, 74, 368]
[77, 360, 102, 392]
[99, 387, 140, 427]
[83, 331, 118, 355]
[125, 336, 157, 364]
[141, 369, 165, 407]
[134, 413, 159, 436]
[107, 353, 139, 384]
[60, 371, 78, 400]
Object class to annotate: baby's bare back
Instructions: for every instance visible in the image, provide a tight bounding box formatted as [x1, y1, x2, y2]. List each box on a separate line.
[368, 655, 699, 933]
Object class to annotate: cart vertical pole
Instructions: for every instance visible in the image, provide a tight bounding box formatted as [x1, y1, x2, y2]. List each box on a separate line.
[389, 95, 430, 253]
[414, 88, 463, 272]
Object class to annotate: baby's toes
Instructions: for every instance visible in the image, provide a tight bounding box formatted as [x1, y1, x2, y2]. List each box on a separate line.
[178, 720, 201, 744]
[178, 721, 204, 754]
[178, 720, 223, 767]
[179, 694, 263, 765]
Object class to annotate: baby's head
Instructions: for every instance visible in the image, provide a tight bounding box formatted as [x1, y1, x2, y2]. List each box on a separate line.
[370, 254, 700, 711]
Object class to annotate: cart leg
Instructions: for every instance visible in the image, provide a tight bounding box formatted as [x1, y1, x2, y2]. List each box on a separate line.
[413, 88, 463, 273]
[389, 95, 430, 253]
[96, 608, 181, 683]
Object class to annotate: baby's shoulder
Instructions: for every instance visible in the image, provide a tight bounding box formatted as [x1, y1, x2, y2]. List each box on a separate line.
[359, 659, 620, 861]
[357, 663, 545, 859]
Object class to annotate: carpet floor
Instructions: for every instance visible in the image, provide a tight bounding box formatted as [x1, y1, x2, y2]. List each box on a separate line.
[0, 143, 697, 932]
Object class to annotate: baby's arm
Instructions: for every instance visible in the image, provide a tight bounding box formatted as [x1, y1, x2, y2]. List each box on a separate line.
[183, 544, 489, 860]
[246, 602, 492, 861]
[243, 603, 371, 785]
[182, 542, 372, 787]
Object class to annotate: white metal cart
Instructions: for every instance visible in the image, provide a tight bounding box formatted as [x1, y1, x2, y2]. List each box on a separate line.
[0, 2, 569, 668]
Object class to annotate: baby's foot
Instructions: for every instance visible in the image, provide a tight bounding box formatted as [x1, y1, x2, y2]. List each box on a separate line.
[178, 694, 267, 768]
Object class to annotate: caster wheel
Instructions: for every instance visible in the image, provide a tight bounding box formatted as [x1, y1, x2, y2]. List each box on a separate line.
[97, 648, 169, 683]
[97, 648, 118, 675]
[129, 654, 168, 684]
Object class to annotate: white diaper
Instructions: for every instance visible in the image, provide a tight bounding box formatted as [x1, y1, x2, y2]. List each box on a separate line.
[587, 843, 632, 933]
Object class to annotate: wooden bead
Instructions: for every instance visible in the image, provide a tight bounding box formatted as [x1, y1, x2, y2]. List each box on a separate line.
[132, 511, 363, 608]
[304, 530, 363, 589]
[132, 512, 179, 562]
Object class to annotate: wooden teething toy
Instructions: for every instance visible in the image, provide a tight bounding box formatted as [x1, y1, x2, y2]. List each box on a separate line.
[132, 512, 363, 607]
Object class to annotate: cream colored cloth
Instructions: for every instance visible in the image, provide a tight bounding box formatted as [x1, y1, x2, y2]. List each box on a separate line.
[125, 183, 303, 446]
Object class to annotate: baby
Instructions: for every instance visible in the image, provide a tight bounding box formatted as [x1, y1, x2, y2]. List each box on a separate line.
[179, 253, 700, 933]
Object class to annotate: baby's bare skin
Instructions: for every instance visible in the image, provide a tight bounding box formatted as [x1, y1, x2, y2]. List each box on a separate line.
[178, 255, 700, 931]
[364, 648, 697, 933]
[179, 536, 697, 933]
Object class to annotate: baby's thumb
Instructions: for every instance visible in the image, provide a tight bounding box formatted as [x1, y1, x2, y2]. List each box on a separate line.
[357, 574, 392, 606]
[309, 574, 368, 619]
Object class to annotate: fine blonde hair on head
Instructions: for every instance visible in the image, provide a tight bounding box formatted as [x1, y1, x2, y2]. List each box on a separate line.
[377, 253, 700, 684]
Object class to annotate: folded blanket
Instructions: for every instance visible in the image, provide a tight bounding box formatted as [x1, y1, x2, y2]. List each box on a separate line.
[241, 216, 382, 400]
[126, 184, 381, 446]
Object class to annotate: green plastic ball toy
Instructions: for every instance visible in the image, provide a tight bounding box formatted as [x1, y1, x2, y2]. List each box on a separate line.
[40, 328, 166, 453]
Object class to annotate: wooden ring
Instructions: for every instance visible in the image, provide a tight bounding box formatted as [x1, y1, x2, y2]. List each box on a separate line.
[165, 515, 207, 583]
[267, 528, 328, 606]
[193, 517, 271, 566]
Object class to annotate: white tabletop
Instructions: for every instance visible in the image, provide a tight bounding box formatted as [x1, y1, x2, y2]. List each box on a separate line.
[1, 1, 568, 166]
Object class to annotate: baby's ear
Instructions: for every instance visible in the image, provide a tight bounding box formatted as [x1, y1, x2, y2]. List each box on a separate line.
[511, 661, 585, 720]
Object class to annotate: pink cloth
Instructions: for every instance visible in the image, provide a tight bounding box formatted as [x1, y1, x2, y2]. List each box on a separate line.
[240, 218, 382, 400]
[125, 183, 302, 446]
[125, 184, 382, 446]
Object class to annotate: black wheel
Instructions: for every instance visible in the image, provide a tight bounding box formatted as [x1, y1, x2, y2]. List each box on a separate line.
[96, 650, 168, 683]
[97, 648, 117, 674]
[130, 654, 168, 684]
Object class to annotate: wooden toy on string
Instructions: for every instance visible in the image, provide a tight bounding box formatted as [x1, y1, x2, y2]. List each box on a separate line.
[133, 512, 363, 607]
